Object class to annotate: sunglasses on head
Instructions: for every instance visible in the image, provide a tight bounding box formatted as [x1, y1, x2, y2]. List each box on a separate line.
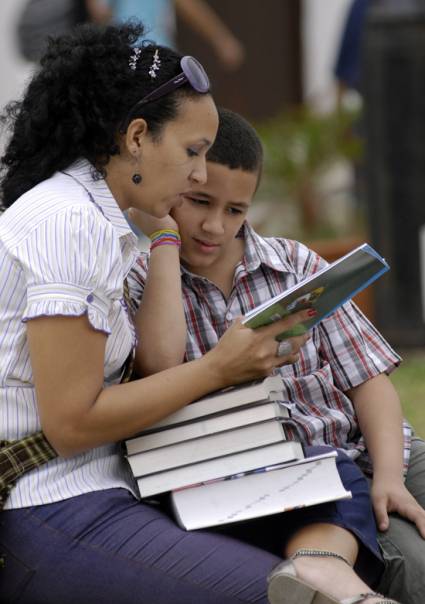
[120, 55, 210, 133]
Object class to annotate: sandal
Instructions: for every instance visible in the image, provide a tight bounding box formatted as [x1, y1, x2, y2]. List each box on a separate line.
[267, 548, 400, 604]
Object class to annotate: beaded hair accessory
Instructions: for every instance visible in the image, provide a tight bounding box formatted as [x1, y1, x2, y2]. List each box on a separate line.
[129, 47, 142, 71]
[149, 49, 161, 78]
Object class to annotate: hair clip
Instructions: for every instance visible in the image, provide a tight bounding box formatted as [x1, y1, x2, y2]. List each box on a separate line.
[148, 49, 161, 79]
[129, 47, 142, 71]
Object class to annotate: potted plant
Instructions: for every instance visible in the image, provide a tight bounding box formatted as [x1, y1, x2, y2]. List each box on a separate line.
[255, 104, 363, 238]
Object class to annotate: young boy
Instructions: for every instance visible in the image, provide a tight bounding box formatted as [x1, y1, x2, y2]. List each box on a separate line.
[129, 108, 425, 603]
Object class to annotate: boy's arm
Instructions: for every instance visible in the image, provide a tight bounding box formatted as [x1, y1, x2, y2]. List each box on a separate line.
[129, 209, 187, 376]
[348, 374, 425, 537]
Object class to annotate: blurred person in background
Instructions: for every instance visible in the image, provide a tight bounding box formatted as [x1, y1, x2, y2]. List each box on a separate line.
[334, 0, 369, 108]
[334, 0, 421, 105]
[16, 0, 113, 63]
[103, 0, 245, 71]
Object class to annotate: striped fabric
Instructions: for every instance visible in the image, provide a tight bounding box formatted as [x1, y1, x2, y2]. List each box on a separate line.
[0, 159, 140, 509]
[130, 223, 411, 475]
[0, 277, 136, 513]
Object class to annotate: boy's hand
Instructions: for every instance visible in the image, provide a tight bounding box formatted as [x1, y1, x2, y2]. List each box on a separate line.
[371, 476, 425, 538]
[128, 207, 179, 238]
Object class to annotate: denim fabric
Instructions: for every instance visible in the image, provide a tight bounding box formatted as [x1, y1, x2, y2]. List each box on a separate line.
[376, 437, 425, 603]
[0, 446, 382, 603]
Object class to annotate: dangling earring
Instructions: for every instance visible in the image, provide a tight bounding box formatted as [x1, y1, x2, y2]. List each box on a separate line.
[132, 173, 142, 185]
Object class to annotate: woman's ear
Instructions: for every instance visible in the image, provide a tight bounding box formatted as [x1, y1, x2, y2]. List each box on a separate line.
[125, 118, 148, 155]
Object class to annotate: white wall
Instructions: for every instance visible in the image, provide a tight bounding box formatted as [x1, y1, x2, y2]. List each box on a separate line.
[302, 0, 352, 110]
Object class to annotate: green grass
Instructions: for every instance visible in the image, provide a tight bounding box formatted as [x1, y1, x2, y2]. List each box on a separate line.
[390, 350, 425, 438]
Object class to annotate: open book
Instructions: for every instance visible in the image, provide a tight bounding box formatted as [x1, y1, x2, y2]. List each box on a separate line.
[242, 243, 389, 339]
[171, 451, 351, 530]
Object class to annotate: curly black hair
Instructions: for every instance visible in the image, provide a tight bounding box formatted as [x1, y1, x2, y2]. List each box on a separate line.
[0, 22, 207, 207]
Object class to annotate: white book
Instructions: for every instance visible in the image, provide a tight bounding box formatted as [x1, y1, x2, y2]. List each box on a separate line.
[136, 440, 304, 498]
[143, 376, 286, 432]
[127, 418, 288, 476]
[171, 451, 352, 530]
[242, 243, 389, 339]
[126, 400, 290, 455]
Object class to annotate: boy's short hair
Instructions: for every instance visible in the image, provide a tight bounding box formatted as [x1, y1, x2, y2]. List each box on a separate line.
[207, 107, 263, 175]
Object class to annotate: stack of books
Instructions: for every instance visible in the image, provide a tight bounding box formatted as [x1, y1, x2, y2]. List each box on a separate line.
[125, 376, 352, 530]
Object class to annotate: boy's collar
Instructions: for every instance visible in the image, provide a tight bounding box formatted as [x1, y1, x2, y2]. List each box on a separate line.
[242, 223, 295, 274]
[181, 222, 295, 284]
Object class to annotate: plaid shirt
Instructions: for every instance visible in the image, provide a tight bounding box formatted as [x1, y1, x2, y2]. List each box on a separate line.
[129, 223, 411, 475]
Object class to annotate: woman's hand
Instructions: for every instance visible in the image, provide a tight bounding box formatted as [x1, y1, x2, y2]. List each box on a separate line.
[372, 475, 425, 538]
[128, 207, 179, 238]
[205, 309, 312, 388]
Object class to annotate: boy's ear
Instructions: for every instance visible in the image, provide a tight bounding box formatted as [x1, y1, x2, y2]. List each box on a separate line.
[124, 118, 148, 155]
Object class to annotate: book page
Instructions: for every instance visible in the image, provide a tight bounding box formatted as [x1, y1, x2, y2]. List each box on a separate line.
[172, 452, 352, 530]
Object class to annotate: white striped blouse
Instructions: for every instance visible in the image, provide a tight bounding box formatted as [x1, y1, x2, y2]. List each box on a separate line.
[0, 159, 140, 509]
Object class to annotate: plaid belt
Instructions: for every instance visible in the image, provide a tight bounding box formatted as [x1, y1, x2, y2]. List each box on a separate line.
[0, 432, 56, 511]
[0, 432, 56, 567]
[0, 336, 134, 511]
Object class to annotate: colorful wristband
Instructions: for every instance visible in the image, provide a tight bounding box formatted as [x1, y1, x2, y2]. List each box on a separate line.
[150, 238, 181, 251]
[149, 228, 180, 242]
[149, 229, 181, 252]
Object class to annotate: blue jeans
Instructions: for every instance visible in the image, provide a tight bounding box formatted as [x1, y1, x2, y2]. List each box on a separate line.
[376, 437, 425, 603]
[0, 446, 382, 603]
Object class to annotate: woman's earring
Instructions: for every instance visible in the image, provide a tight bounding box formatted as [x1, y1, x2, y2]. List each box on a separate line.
[132, 173, 142, 185]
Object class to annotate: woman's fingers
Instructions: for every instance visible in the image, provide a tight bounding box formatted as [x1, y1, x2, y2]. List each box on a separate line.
[259, 309, 314, 341]
[211, 314, 312, 385]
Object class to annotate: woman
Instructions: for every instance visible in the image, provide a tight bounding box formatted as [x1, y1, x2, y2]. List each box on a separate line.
[0, 23, 395, 604]
[0, 21, 326, 604]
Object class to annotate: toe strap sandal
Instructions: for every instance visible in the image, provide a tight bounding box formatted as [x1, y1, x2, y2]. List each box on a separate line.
[267, 548, 400, 604]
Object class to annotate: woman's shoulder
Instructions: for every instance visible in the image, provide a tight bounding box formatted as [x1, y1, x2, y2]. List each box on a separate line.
[15, 170, 93, 212]
[0, 172, 109, 250]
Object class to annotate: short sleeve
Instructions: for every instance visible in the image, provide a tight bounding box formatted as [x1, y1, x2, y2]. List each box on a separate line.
[317, 301, 401, 391]
[16, 205, 123, 334]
